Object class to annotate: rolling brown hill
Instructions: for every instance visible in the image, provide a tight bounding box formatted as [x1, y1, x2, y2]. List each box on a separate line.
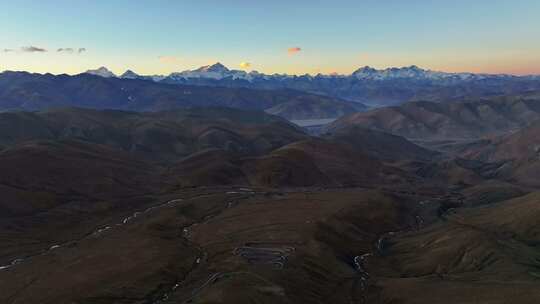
[324, 125, 437, 161]
[369, 192, 540, 303]
[265, 97, 366, 120]
[0, 139, 163, 265]
[0, 139, 158, 218]
[0, 107, 308, 162]
[166, 140, 403, 189]
[327, 94, 540, 140]
[166, 126, 434, 188]
[457, 120, 540, 187]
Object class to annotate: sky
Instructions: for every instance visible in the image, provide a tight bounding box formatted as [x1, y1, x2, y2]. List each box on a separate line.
[1, 0, 539, 76]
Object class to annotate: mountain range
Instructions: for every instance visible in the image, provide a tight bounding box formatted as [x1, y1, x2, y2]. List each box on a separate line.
[90, 63, 538, 83]
[86, 63, 540, 107]
[0, 71, 365, 120]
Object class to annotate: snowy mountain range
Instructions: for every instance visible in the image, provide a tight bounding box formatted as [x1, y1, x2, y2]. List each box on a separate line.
[350, 65, 490, 81]
[83, 63, 540, 107]
[85, 63, 521, 82]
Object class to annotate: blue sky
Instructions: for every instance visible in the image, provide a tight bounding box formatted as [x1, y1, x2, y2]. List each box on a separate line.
[1, 0, 539, 75]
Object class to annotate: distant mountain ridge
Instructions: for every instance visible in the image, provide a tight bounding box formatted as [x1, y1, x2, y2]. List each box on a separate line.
[81, 63, 540, 107]
[0, 71, 365, 120]
[88, 63, 535, 82]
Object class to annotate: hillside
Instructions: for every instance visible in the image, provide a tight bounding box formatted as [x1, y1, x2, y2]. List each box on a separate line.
[0, 107, 308, 161]
[0, 140, 159, 218]
[166, 125, 433, 188]
[370, 192, 540, 303]
[324, 125, 437, 161]
[265, 97, 366, 120]
[457, 120, 540, 187]
[327, 94, 540, 140]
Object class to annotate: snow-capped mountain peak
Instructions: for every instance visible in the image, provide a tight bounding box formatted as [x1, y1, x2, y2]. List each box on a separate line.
[85, 67, 116, 78]
[353, 66, 378, 74]
[118, 70, 166, 82]
[168, 62, 248, 80]
[120, 70, 140, 79]
[352, 66, 379, 78]
[195, 62, 229, 73]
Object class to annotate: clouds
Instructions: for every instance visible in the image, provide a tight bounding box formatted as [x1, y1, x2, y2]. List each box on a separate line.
[57, 47, 87, 54]
[2, 46, 86, 54]
[239, 62, 251, 69]
[21, 46, 47, 53]
[57, 48, 74, 53]
[287, 47, 302, 55]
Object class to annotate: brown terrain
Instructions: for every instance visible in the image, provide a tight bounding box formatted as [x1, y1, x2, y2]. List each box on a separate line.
[455, 120, 540, 188]
[0, 102, 539, 304]
[327, 94, 540, 140]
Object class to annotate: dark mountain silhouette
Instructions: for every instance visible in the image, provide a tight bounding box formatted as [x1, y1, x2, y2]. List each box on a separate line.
[0, 71, 365, 120]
